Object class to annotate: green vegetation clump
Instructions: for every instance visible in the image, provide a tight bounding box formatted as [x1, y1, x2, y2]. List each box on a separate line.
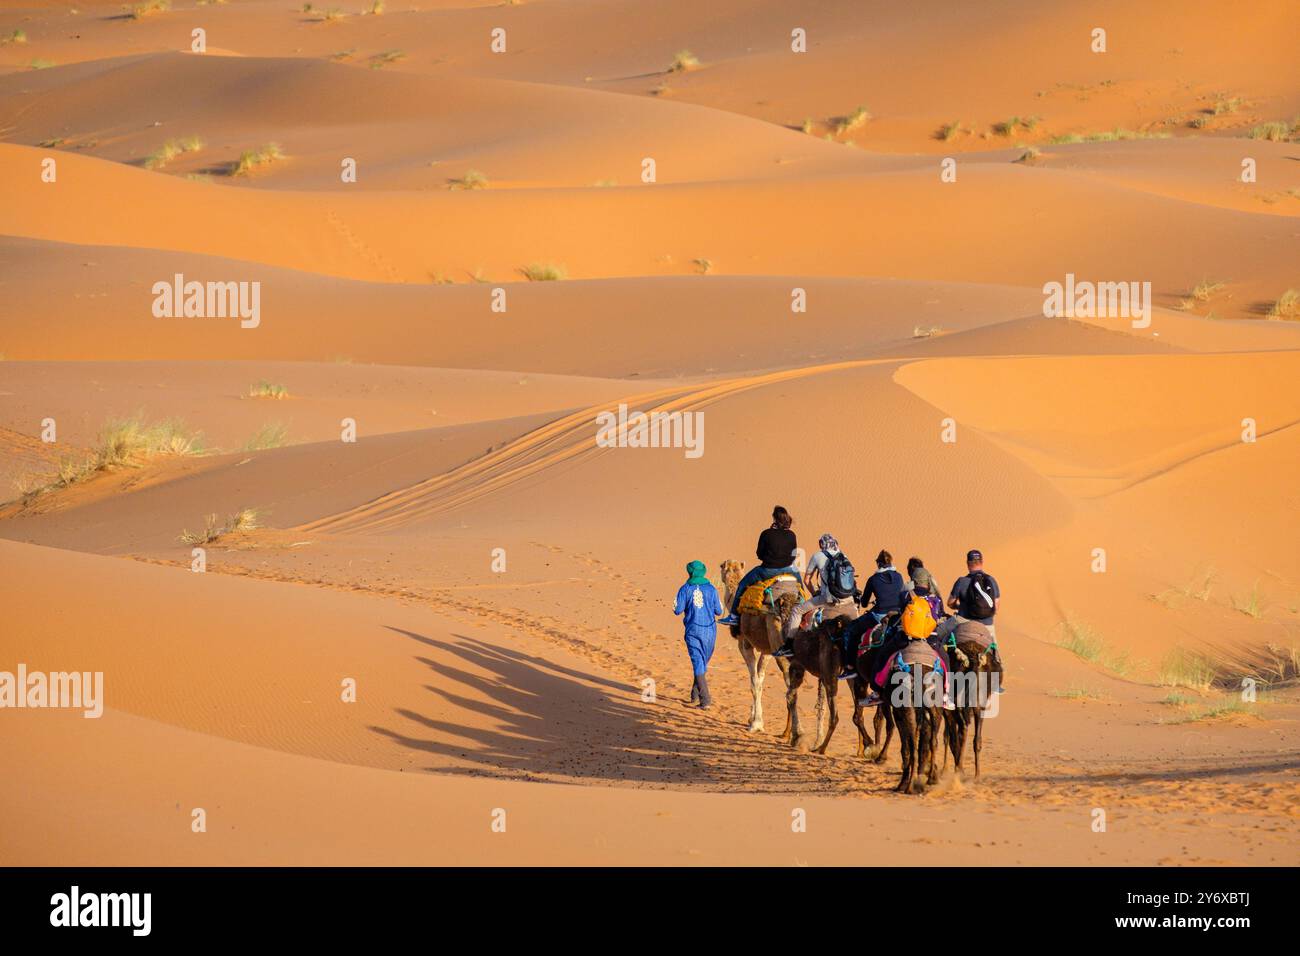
[669, 50, 699, 73]
[449, 169, 488, 190]
[233, 143, 284, 176]
[520, 263, 566, 281]
[835, 105, 871, 135]
[1266, 289, 1298, 320]
[180, 508, 261, 545]
[17, 415, 205, 503]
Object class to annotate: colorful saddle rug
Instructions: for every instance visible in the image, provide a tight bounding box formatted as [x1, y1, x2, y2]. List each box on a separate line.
[737, 574, 806, 616]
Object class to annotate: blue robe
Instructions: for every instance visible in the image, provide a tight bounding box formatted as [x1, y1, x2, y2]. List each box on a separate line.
[673, 581, 723, 675]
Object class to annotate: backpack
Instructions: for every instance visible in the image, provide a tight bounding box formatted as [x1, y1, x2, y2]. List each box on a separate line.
[824, 551, 857, 600]
[901, 593, 938, 640]
[964, 572, 997, 619]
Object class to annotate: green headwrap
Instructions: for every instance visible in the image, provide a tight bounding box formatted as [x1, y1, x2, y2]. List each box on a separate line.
[686, 560, 709, 585]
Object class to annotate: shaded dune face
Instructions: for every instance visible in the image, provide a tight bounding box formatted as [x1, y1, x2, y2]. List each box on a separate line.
[1, 0, 1298, 866]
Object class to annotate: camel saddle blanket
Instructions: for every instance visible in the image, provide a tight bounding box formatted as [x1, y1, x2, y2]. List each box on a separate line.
[738, 574, 806, 616]
[952, 619, 994, 650]
[875, 643, 946, 691]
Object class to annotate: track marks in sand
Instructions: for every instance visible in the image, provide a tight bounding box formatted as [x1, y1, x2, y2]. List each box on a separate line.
[295, 360, 894, 533]
[325, 209, 402, 282]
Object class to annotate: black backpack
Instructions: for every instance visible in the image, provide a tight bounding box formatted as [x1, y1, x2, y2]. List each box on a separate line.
[824, 551, 858, 600]
[964, 572, 997, 619]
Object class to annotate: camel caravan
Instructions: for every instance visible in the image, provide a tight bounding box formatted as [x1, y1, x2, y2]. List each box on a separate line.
[674, 506, 1003, 794]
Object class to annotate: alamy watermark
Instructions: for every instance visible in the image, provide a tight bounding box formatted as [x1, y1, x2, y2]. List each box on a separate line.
[0, 664, 103, 718]
[595, 404, 704, 459]
[1042, 273, 1151, 329]
[152, 273, 260, 328]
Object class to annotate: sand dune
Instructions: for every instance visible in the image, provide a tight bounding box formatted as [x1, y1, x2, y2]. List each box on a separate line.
[4, 142, 1296, 320]
[1, 0, 1297, 869]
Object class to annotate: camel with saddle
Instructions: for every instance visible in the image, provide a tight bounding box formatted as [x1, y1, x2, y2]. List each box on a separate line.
[718, 559, 807, 741]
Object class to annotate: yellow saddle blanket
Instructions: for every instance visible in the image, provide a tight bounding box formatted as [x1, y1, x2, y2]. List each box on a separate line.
[738, 574, 807, 615]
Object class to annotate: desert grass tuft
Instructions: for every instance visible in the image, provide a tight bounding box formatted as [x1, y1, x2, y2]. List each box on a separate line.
[1232, 580, 1265, 619]
[144, 136, 203, 170]
[3, 29, 27, 45]
[1055, 615, 1133, 676]
[1266, 289, 1298, 320]
[129, 0, 170, 19]
[249, 380, 288, 400]
[369, 49, 405, 68]
[692, 258, 712, 275]
[29, 58, 55, 70]
[1158, 648, 1217, 691]
[1160, 696, 1257, 724]
[669, 49, 699, 73]
[449, 169, 487, 190]
[912, 325, 941, 338]
[1247, 120, 1296, 142]
[180, 507, 261, 546]
[835, 105, 871, 136]
[935, 121, 964, 141]
[1190, 277, 1225, 302]
[1049, 128, 1171, 144]
[233, 143, 284, 177]
[241, 422, 289, 451]
[520, 263, 566, 282]
[21, 415, 205, 502]
[1050, 686, 1107, 701]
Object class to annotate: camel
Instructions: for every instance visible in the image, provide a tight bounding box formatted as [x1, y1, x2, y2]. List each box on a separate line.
[719, 559, 803, 741]
[848, 619, 896, 764]
[784, 617, 849, 754]
[787, 615, 891, 758]
[944, 629, 1000, 778]
[885, 655, 943, 794]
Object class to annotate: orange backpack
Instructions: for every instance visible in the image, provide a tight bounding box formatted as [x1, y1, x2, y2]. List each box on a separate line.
[901, 593, 938, 640]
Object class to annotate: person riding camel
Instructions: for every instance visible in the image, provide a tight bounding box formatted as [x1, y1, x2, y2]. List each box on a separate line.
[836, 550, 907, 679]
[933, 548, 1005, 690]
[717, 505, 800, 627]
[906, 557, 946, 622]
[772, 533, 859, 658]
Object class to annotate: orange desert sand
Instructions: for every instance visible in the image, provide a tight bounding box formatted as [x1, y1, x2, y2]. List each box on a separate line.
[1, 0, 1298, 866]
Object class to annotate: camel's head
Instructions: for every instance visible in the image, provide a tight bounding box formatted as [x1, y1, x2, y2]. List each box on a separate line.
[719, 559, 744, 595]
[774, 591, 801, 627]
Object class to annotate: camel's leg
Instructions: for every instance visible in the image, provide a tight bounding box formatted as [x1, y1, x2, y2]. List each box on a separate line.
[783, 663, 805, 747]
[739, 640, 764, 733]
[850, 679, 871, 758]
[873, 703, 894, 764]
[895, 708, 916, 793]
[774, 656, 800, 744]
[916, 707, 931, 787]
[753, 650, 770, 733]
[812, 679, 826, 750]
[940, 708, 952, 773]
[949, 709, 966, 774]
[816, 677, 838, 755]
[973, 709, 984, 779]
[925, 706, 941, 785]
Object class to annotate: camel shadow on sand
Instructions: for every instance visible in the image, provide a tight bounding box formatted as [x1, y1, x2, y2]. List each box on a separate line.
[370, 627, 833, 790]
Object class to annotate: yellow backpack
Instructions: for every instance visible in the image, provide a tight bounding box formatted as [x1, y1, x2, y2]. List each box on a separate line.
[901, 593, 937, 640]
